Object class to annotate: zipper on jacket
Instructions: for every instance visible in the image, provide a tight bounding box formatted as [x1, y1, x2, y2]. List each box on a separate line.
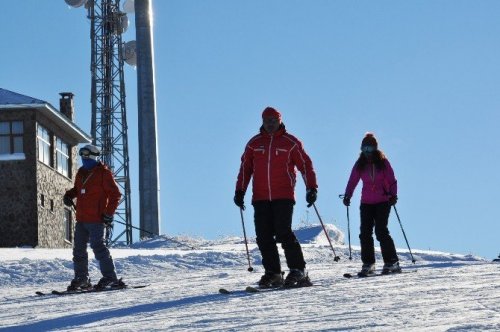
[267, 135, 274, 201]
[369, 164, 375, 192]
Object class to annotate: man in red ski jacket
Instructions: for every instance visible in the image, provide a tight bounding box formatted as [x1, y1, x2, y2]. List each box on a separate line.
[64, 144, 123, 291]
[234, 107, 318, 288]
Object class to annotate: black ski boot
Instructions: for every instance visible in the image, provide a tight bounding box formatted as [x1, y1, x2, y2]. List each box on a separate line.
[283, 269, 312, 288]
[67, 277, 92, 291]
[358, 263, 376, 277]
[381, 261, 401, 275]
[94, 277, 125, 290]
[258, 272, 284, 288]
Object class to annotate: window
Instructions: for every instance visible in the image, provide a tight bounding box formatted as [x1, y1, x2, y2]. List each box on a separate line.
[55, 137, 70, 177]
[37, 125, 51, 166]
[40, 194, 45, 207]
[64, 208, 72, 242]
[0, 121, 24, 155]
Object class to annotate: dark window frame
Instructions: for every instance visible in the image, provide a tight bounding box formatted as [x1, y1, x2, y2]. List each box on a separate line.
[0, 120, 24, 154]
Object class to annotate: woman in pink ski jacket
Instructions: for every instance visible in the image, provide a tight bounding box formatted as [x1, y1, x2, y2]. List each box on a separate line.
[343, 133, 401, 276]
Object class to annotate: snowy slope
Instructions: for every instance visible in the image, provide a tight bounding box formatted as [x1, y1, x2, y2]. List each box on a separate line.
[0, 225, 499, 331]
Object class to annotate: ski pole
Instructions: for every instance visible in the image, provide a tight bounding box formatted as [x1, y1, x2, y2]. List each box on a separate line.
[312, 203, 340, 262]
[393, 205, 416, 264]
[239, 208, 254, 272]
[346, 205, 352, 260]
[339, 195, 352, 260]
[69, 200, 194, 249]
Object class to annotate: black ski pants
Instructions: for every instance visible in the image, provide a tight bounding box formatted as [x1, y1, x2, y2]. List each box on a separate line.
[253, 199, 306, 273]
[359, 202, 399, 265]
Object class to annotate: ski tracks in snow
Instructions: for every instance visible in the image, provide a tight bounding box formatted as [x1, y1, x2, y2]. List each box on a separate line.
[0, 244, 499, 331]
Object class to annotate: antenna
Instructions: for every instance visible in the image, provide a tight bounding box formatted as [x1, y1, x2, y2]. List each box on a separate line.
[123, 40, 137, 66]
[123, 0, 135, 13]
[66, 0, 134, 245]
[65, 0, 87, 8]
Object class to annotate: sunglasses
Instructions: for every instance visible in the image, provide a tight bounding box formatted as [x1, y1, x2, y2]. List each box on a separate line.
[79, 148, 99, 157]
[263, 117, 279, 124]
[361, 146, 376, 153]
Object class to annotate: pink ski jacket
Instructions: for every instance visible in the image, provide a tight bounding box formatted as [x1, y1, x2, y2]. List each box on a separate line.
[344, 159, 397, 204]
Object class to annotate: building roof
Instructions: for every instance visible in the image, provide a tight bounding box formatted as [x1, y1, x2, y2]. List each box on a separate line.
[0, 88, 46, 105]
[0, 88, 91, 144]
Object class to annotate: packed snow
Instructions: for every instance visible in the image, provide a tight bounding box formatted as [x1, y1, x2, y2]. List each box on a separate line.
[0, 224, 498, 331]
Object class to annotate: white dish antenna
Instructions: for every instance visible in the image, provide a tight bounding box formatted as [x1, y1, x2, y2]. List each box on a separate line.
[123, 40, 137, 66]
[64, 0, 87, 8]
[112, 12, 129, 35]
[123, 0, 135, 14]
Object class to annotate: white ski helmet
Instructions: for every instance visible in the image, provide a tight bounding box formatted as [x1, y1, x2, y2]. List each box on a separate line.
[79, 144, 101, 160]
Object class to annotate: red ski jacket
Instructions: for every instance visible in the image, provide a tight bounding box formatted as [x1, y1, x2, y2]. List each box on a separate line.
[65, 162, 121, 223]
[236, 125, 318, 202]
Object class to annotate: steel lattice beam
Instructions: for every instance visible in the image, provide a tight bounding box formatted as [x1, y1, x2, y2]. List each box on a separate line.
[88, 0, 132, 245]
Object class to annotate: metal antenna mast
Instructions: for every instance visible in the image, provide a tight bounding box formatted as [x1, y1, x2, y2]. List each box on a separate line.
[88, 0, 132, 245]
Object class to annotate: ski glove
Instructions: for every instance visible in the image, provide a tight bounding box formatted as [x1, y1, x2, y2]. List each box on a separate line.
[234, 190, 245, 210]
[342, 196, 351, 207]
[388, 195, 398, 206]
[102, 214, 114, 226]
[306, 188, 317, 207]
[63, 195, 74, 207]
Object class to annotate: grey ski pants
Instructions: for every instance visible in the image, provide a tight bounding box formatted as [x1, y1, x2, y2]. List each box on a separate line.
[73, 222, 117, 280]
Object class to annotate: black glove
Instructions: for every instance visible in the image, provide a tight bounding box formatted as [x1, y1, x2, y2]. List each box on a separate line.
[388, 195, 398, 206]
[234, 190, 245, 210]
[63, 195, 73, 207]
[306, 188, 317, 207]
[102, 214, 114, 226]
[343, 196, 351, 207]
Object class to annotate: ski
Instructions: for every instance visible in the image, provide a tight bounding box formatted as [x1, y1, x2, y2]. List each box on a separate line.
[219, 284, 313, 295]
[343, 270, 417, 279]
[246, 283, 314, 292]
[36, 284, 149, 296]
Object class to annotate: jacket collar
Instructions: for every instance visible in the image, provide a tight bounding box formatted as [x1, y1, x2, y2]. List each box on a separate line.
[259, 123, 286, 137]
[79, 161, 105, 173]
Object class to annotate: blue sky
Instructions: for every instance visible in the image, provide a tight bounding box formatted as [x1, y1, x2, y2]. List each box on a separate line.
[1, 1, 499, 259]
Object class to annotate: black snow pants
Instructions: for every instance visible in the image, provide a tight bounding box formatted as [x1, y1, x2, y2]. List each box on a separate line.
[253, 199, 306, 273]
[359, 202, 399, 265]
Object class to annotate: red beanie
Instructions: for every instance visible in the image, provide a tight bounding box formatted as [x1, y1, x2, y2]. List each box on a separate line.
[262, 107, 282, 122]
[361, 132, 378, 148]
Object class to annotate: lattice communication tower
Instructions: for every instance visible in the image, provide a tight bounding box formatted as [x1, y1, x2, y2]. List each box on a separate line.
[88, 0, 132, 245]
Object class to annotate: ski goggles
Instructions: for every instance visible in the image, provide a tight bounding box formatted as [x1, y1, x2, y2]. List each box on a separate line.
[79, 147, 100, 157]
[361, 145, 376, 153]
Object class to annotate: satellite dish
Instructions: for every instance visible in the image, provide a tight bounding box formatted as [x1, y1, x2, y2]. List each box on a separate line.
[113, 12, 129, 34]
[64, 0, 87, 8]
[119, 13, 129, 34]
[123, 40, 137, 66]
[123, 0, 135, 13]
[84, 0, 93, 9]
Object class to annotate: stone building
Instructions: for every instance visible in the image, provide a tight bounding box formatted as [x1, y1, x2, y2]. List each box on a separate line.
[0, 88, 91, 248]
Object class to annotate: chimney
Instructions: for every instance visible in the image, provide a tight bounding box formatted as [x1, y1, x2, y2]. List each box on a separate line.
[59, 92, 74, 121]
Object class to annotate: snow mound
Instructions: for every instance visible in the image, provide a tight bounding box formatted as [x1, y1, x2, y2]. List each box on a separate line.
[126, 235, 248, 249]
[294, 223, 344, 245]
[125, 224, 345, 249]
[126, 235, 204, 250]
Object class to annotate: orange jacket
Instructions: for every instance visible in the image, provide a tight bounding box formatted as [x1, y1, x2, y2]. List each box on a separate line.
[236, 125, 318, 202]
[65, 162, 121, 223]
